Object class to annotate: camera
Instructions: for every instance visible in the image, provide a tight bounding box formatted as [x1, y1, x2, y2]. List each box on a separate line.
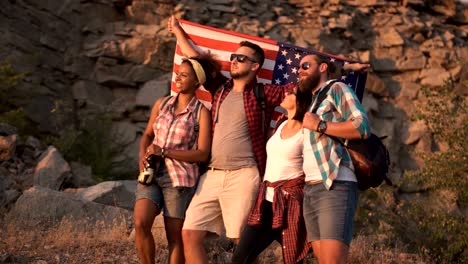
[138, 154, 161, 185]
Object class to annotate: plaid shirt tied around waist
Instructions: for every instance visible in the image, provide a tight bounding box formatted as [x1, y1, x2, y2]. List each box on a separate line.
[153, 95, 202, 187]
[247, 177, 309, 264]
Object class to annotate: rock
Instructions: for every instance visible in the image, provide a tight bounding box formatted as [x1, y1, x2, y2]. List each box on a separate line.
[377, 28, 405, 47]
[396, 48, 426, 71]
[362, 93, 379, 113]
[401, 120, 428, 145]
[72, 80, 114, 106]
[81, 2, 122, 32]
[6, 186, 132, 227]
[125, 64, 161, 83]
[0, 134, 17, 161]
[371, 47, 403, 72]
[25, 136, 42, 151]
[429, 0, 456, 17]
[419, 67, 451, 87]
[70, 162, 95, 188]
[94, 57, 136, 87]
[398, 81, 420, 100]
[33, 146, 72, 190]
[365, 73, 388, 96]
[76, 180, 137, 210]
[112, 121, 139, 145]
[136, 74, 171, 107]
[399, 189, 461, 215]
[0, 123, 18, 136]
[110, 87, 138, 115]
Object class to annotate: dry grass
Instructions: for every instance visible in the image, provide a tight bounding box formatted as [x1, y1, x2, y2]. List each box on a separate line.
[0, 217, 427, 264]
[0, 217, 139, 264]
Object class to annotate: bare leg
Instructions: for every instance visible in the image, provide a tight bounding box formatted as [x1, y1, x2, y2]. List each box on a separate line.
[313, 240, 349, 264]
[134, 199, 161, 264]
[182, 229, 208, 264]
[164, 216, 185, 264]
[311, 241, 321, 260]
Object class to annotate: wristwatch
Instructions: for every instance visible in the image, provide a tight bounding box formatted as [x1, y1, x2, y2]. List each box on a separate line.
[317, 120, 327, 134]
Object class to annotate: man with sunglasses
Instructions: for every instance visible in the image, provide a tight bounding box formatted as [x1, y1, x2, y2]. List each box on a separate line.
[169, 16, 297, 264]
[298, 53, 370, 264]
[168, 16, 370, 264]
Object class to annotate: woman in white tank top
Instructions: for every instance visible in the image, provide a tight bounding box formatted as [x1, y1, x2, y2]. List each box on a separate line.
[232, 87, 312, 264]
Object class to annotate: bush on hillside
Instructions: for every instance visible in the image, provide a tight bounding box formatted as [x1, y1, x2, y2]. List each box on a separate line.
[356, 74, 467, 263]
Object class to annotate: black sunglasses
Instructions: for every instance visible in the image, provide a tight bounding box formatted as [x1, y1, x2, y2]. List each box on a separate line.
[230, 53, 257, 63]
[300, 62, 313, 70]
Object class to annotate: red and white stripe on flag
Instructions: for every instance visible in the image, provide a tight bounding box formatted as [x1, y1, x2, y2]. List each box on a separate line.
[171, 19, 281, 110]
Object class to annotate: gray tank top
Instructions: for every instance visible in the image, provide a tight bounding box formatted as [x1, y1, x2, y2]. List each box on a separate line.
[210, 90, 257, 169]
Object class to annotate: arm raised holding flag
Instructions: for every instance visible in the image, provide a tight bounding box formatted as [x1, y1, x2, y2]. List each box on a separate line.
[167, 16, 370, 264]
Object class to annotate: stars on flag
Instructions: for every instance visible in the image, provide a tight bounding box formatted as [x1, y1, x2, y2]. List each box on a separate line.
[272, 47, 307, 85]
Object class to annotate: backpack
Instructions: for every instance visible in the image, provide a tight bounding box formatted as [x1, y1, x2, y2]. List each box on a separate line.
[159, 96, 207, 175]
[312, 80, 392, 191]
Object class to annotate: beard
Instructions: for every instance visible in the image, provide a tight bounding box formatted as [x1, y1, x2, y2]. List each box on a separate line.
[230, 68, 250, 79]
[298, 69, 321, 93]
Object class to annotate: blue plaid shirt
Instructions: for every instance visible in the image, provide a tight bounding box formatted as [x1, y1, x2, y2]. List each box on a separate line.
[308, 80, 370, 190]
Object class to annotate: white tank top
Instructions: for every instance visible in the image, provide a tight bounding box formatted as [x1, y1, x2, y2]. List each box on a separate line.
[263, 121, 304, 201]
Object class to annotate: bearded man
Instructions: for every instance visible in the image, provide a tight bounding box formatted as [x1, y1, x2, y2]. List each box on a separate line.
[299, 53, 370, 264]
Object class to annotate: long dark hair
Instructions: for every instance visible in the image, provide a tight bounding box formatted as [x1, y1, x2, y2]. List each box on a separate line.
[292, 87, 312, 121]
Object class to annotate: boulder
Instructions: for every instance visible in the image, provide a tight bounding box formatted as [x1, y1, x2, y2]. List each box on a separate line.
[0, 123, 18, 136]
[33, 146, 72, 190]
[0, 134, 17, 161]
[6, 186, 132, 226]
[76, 180, 137, 210]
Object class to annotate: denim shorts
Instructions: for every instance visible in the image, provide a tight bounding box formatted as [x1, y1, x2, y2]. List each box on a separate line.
[303, 180, 358, 245]
[135, 164, 195, 219]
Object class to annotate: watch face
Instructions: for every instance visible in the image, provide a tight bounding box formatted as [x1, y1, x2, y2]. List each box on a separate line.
[319, 121, 327, 132]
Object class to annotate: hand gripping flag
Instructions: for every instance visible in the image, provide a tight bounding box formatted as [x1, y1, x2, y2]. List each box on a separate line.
[171, 19, 367, 112]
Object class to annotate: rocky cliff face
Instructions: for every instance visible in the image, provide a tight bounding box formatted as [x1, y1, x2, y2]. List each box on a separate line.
[1, 0, 467, 182]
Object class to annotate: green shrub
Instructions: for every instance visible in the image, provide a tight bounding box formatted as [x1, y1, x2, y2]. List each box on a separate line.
[355, 73, 467, 263]
[48, 115, 135, 182]
[0, 60, 35, 135]
[0, 59, 25, 112]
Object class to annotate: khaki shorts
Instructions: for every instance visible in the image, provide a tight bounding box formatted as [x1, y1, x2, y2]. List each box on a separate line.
[183, 166, 260, 238]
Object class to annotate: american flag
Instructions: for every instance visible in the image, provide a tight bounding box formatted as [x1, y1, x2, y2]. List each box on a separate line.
[171, 19, 367, 111]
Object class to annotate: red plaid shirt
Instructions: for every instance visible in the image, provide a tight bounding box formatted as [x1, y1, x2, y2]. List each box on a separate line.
[211, 79, 294, 176]
[247, 177, 309, 264]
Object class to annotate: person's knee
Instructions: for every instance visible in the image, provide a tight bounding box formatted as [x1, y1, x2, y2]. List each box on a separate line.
[134, 214, 153, 233]
[182, 229, 204, 246]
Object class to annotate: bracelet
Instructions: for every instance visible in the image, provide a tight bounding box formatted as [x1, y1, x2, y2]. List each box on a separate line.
[161, 148, 165, 158]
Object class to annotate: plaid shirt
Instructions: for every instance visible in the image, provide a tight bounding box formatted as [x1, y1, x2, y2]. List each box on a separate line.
[308, 80, 370, 189]
[247, 177, 309, 264]
[211, 79, 294, 176]
[152, 95, 202, 187]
